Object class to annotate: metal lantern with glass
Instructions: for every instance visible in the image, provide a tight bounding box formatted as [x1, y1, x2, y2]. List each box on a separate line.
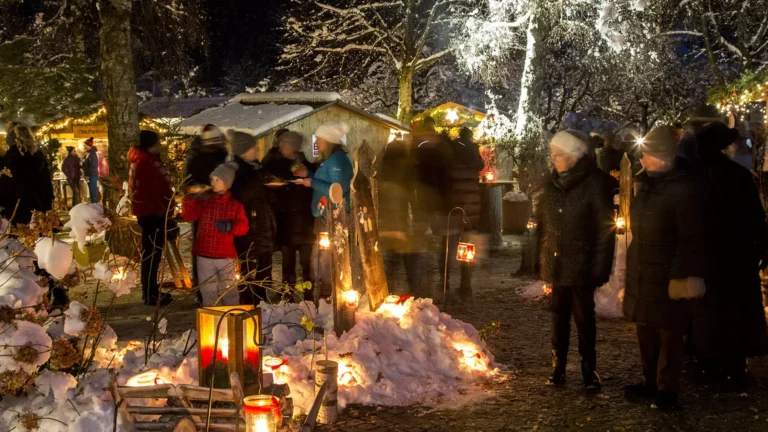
[196, 306, 262, 394]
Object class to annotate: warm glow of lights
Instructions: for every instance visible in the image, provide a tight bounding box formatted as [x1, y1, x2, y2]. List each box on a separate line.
[342, 290, 360, 308]
[126, 372, 166, 387]
[111, 267, 127, 282]
[387, 128, 409, 143]
[337, 362, 357, 386]
[485, 171, 495, 182]
[244, 395, 279, 432]
[635, 137, 645, 146]
[36, 106, 107, 137]
[377, 297, 407, 320]
[318, 232, 331, 250]
[453, 342, 488, 372]
[616, 217, 626, 229]
[384, 295, 400, 304]
[543, 284, 553, 296]
[457, 242, 476, 263]
[445, 109, 460, 124]
[527, 220, 537, 230]
[219, 336, 229, 360]
[263, 357, 288, 384]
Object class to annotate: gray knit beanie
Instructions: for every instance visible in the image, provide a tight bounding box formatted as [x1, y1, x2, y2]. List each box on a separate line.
[230, 130, 257, 157]
[210, 162, 238, 190]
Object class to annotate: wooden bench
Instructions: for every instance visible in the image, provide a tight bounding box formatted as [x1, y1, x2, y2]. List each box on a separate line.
[110, 370, 245, 431]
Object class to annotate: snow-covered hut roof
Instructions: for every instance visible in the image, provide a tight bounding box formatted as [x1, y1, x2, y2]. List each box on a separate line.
[178, 103, 315, 137]
[179, 93, 409, 138]
[231, 92, 341, 105]
[139, 97, 230, 120]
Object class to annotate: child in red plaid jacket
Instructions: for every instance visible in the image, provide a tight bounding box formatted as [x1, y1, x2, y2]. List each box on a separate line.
[182, 162, 248, 306]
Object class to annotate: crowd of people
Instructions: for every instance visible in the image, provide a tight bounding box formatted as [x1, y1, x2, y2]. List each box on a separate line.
[538, 107, 768, 411]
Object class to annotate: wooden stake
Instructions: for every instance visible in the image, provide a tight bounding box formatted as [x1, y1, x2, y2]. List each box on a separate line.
[329, 197, 355, 336]
[351, 141, 389, 311]
[314, 360, 338, 425]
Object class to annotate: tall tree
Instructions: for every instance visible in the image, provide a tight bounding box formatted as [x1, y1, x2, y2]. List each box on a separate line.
[280, 0, 474, 122]
[98, 0, 140, 201]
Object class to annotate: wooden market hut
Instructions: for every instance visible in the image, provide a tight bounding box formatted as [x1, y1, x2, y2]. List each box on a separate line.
[411, 102, 486, 139]
[178, 92, 410, 160]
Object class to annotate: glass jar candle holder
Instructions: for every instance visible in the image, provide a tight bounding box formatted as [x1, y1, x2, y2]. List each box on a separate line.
[244, 395, 281, 432]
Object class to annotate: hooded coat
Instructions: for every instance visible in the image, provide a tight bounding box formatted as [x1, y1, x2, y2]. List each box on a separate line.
[230, 156, 277, 256]
[537, 156, 617, 287]
[623, 161, 707, 328]
[262, 151, 317, 247]
[693, 151, 768, 359]
[3, 145, 54, 224]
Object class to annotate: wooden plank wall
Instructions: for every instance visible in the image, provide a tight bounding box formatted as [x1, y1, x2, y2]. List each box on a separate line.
[259, 105, 394, 162]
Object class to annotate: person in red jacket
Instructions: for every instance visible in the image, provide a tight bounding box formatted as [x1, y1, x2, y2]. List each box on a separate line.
[130, 130, 174, 306]
[182, 162, 248, 306]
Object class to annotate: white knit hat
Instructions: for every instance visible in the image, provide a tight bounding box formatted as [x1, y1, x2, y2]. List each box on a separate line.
[201, 124, 225, 146]
[314, 122, 350, 145]
[550, 130, 589, 157]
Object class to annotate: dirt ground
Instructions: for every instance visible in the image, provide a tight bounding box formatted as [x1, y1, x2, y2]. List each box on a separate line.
[82, 230, 768, 432]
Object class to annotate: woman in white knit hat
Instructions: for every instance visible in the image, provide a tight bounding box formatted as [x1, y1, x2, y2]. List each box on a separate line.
[537, 129, 618, 391]
[297, 122, 353, 298]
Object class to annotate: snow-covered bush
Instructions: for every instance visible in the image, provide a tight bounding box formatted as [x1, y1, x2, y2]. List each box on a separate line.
[63, 203, 113, 251]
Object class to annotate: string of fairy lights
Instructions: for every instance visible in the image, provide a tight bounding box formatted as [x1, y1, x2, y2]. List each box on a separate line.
[714, 80, 768, 123]
[35, 106, 107, 137]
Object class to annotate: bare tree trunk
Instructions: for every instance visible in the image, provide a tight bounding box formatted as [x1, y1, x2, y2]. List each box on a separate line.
[700, 15, 726, 86]
[99, 0, 140, 208]
[397, 66, 415, 123]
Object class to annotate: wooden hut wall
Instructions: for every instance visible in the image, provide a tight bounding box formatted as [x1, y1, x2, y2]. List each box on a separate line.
[259, 104, 394, 162]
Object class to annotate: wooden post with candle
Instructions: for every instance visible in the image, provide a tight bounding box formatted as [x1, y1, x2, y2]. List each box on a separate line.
[619, 153, 633, 232]
[328, 183, 356, 337]
[314, 360, 339, 425]
[351, 141, 390, 311]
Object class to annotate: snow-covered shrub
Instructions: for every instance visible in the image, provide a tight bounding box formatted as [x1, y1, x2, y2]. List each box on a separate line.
[63, 203, 113, 252]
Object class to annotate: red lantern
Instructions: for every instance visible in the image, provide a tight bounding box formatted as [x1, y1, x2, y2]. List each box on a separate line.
[456, 242, 476, 263]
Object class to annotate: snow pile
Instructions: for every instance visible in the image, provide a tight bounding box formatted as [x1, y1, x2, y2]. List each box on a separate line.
[503, 190, 529, 202]
[0, 320, 52, 374]
[265, 297, 497, 412]
[34, 370, 78, 401]
[64, 203, 112, 252]
[34, 238, 73, 280]
[595, 233, 629, 319]
[517, 280, 551, 300]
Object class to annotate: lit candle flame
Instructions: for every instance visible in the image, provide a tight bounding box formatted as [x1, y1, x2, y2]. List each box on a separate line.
[485, 172, 495, 182]
[126, 372, 167, 387]
[318, 232, 331, 250]
[452, 342, 488, 372]
[342, 290, 360, 308]
[111, 267, 126, 282]
[219, 336, 229, 360]
[616, 216, 626, 229]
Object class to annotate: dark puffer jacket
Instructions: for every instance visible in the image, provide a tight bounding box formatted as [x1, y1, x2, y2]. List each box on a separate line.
[693, 152, 768, 358]
[623, 161, 707, 328]
[537, 156, 617, 287]
[230, 156, 277, 256]
[413, 131, 453, 220]
[3, 146, 54, 224]
[449, 137, 485, 231]
[262, 151, 316, 247]
[183, 140, 228, 186]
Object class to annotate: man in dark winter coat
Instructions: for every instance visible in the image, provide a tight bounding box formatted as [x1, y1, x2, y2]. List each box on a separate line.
[229, 131, 277, 305]
[692, 122, 768, 388]
[413, 117, 453, 235]
[378, 136, 424, 296]
[62, 146, 82, 207]
[537, 130, 617, 390]
[677, 104, 724, 164]
[442, 127, 485, 298]
[262, 131, 316, 300]
[129, 130, 174, 306]
[3, 123, 54, 224]
[623, 125, 707, 411]
[183, 124, 228, 186]
[597, 135, 625, 174]
[82, 137, 100, 203]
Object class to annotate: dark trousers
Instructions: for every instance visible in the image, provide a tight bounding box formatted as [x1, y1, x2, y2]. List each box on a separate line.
[88, 175, 99, 203]
[137, 215, 166, 302]
[384, 252, 423, 296]
[550, 285, 597, 367]
[281, 244, 313, 301]
[67, 179, 81, 207]
[237, 244, 272, 305]
[636, 324, 685, 392]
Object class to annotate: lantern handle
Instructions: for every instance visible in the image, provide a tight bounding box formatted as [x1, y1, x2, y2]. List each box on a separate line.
[443, 207, 468, 310]
[205, 308, 264, 432]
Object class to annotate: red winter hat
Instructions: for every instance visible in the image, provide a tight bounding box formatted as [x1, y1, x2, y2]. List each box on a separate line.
[201, 124, 225, 146]
[84, 137, 94, 147]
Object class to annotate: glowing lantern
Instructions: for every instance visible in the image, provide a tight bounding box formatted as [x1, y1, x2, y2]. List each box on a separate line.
[111, 267, 127, 282]
[615, 216, 627, 235]
[342, 290, 360, 308]
[484, 171, 495, 182]
[126, 372, 167, 387]
[456, 242, 476, 263]
[526, 220, 537, 230]
[243, 395, 280, 432]
[196, 306, 261, 393]
[318, 232, 331, 250]
[262, 357, 288, 385]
